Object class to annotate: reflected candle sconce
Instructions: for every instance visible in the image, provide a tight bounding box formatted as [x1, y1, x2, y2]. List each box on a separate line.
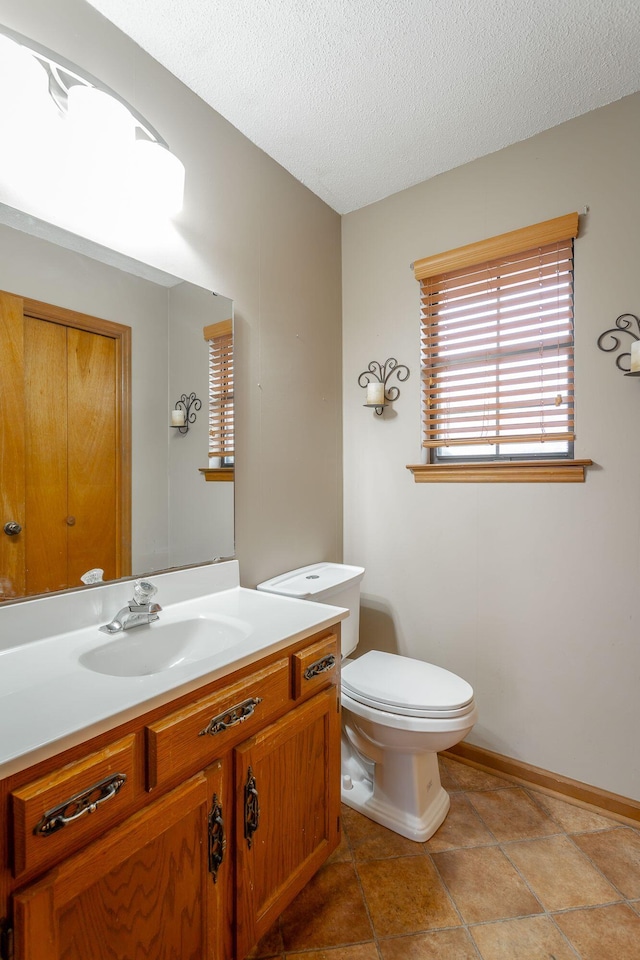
[170, 393, 201, 434]
[597, 313, 640, 376]
[358, 358, 410, 415]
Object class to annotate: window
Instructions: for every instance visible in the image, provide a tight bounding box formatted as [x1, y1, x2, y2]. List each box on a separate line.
[203, 319, 234, 466]
[408, 214, 592, 481]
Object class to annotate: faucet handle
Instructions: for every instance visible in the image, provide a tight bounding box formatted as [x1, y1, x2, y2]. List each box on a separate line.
[133, 579, 158, 605]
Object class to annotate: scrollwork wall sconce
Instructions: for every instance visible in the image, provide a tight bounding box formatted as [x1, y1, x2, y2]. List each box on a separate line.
[358, 359, 410, 415]
[597, 313, 640, 376]
[170, 393, 201, 434]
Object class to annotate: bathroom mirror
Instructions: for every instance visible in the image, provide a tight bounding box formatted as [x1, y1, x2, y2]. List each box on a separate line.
[0, 218, 234, 602]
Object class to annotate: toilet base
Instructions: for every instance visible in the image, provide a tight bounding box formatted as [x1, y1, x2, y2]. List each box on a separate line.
[340, 738, 451, 842]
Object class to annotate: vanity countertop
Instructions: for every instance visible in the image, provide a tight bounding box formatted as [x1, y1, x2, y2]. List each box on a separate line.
[0, 584, 347, 778]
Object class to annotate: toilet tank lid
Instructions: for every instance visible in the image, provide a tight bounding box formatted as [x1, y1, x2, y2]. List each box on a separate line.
[342, 651, 474, 713]
[257, 562, 365, 599]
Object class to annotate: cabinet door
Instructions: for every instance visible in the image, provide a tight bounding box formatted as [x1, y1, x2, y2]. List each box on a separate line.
[12, 775, 216, 960]
[234, 686, 341, 959]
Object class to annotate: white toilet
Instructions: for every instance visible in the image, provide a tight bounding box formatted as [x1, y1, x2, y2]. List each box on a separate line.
[257, 562, 477, 842]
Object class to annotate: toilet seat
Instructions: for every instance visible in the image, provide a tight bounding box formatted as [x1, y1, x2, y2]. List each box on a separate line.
[341, 650, 474, 719]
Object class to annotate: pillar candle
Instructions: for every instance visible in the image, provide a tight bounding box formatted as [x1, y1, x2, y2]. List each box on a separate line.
[631, 340, 640, 373]
[366, 382, 385, 405]
[171, 408, 186, 426]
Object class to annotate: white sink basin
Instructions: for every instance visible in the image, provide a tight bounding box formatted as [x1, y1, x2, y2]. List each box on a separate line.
[79, 616, 251, 677]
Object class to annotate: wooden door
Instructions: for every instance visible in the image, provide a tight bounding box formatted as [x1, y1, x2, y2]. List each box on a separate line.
[234, 686, 341, 959]
[23, 317, 68, 595]
[66, 326, 118, 587]
[0, 291, 131, 598]
[12, 775, 215, 960]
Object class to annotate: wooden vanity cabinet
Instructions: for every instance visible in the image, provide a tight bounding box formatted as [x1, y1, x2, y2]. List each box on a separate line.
[234, 685, 340, 958]
[12, 770, 219, 960]
[0, 628, 341, 960]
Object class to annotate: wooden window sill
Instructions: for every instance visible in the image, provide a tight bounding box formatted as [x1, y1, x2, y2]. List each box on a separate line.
[199, 468, 234, 482]
[406, 459, 593, 483]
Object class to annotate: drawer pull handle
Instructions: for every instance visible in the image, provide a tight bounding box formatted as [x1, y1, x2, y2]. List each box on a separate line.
[244, 766, 259, 849]
[33, 773, 127, 836]
[304, 654, 336, 680]
[198, 696, 263, 737]
[208, 793, 225, 882]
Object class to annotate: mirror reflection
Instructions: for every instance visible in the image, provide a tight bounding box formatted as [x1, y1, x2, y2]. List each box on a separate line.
[0, 221, 234, 602]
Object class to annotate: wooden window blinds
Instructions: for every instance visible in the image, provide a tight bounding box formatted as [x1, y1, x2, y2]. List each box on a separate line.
[413, 213, 579, 457]
[203, 319, 234, 458]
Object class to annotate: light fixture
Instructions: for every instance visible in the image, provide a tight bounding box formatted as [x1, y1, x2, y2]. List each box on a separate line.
[0, 25, 185, 220]
[170, 393, 201, 434]
[358, 359, 410, 415]
[596, 313, 640, 376]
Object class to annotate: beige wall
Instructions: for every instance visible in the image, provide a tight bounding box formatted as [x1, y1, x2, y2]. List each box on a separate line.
[1, 0, 343, 587]
[167, 282, 234, 565]
[342, 93, 640, 801]
[6, 0, 638, 803]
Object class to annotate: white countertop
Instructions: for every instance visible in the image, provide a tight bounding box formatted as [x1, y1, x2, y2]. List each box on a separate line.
[0, 576, 346, 778]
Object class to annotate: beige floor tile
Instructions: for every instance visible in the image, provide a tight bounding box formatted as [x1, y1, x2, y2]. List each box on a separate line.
[286, 946, 380, 960]
[357, 855, 460, 936]
[554, 902, 640, 960]
[244, 920, 283, 958]
[466, 787, 559, 842]
[425, 794, 494, 853]
[379, 927, 478, 959]
[342, 803, 426, 861]
[438, 756, 463, 791]
[470, 915, 577, 960]
[279, 861, 373, 952]
[432, 846, 542, 923]
[630, 899, 640, 915]
[528, 790, 620, 833]
[441, 760, 509, 792]
[327, 824, 354, 864]
[505, 835, 619, 911]
[573, 828, 640, 899]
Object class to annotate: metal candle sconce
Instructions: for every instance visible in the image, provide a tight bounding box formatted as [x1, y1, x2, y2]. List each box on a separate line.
[596, 313, 640, 376]
[170, 392, 201, 434]
[358, 358, 410, 415]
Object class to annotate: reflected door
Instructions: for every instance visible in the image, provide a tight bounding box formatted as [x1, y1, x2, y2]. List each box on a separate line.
[0, 291, 131, 599]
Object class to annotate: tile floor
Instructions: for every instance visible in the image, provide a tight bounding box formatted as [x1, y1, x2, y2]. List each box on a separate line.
[246, 756, 640, 960]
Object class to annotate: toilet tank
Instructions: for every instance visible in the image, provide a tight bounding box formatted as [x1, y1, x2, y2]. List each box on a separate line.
[257, 563, 365, 657]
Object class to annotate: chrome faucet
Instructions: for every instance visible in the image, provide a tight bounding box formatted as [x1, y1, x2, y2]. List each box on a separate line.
[99, 579, 162, 634]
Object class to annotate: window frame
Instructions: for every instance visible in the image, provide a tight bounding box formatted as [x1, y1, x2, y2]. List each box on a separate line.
[407, 213, 591, 483]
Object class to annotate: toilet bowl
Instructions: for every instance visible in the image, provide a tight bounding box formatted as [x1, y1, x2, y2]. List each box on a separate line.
[257, 562, 477, 842]
[341, 649, 477, 840]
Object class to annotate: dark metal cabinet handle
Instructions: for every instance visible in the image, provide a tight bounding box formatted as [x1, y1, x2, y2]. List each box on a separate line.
[208, 794, 225, 882]
[33, 773, 127, 836]
[304, 654, 336, 681]
[198, 697, 263, 737]
[244, 766, 259, 848]
[3, 521, 22, 536]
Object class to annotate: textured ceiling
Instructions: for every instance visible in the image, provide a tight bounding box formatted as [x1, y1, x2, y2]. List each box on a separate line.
[85, 0, 640, 214]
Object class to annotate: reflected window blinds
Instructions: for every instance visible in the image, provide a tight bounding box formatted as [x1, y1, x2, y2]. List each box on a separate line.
[203, 319, 234, 458]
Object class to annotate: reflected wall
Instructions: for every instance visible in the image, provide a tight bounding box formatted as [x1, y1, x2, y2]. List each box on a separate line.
[0, 221, 234, 597]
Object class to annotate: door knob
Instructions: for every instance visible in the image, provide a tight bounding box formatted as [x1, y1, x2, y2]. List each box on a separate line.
[66, 516, 76, 526]
[3, 521, 22, 536]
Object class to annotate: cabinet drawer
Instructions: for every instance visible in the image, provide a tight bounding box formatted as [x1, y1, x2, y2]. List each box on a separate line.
[291, 634, 339, 700]
[11, 733, 141, 879]
[146, 659, 290, 789]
